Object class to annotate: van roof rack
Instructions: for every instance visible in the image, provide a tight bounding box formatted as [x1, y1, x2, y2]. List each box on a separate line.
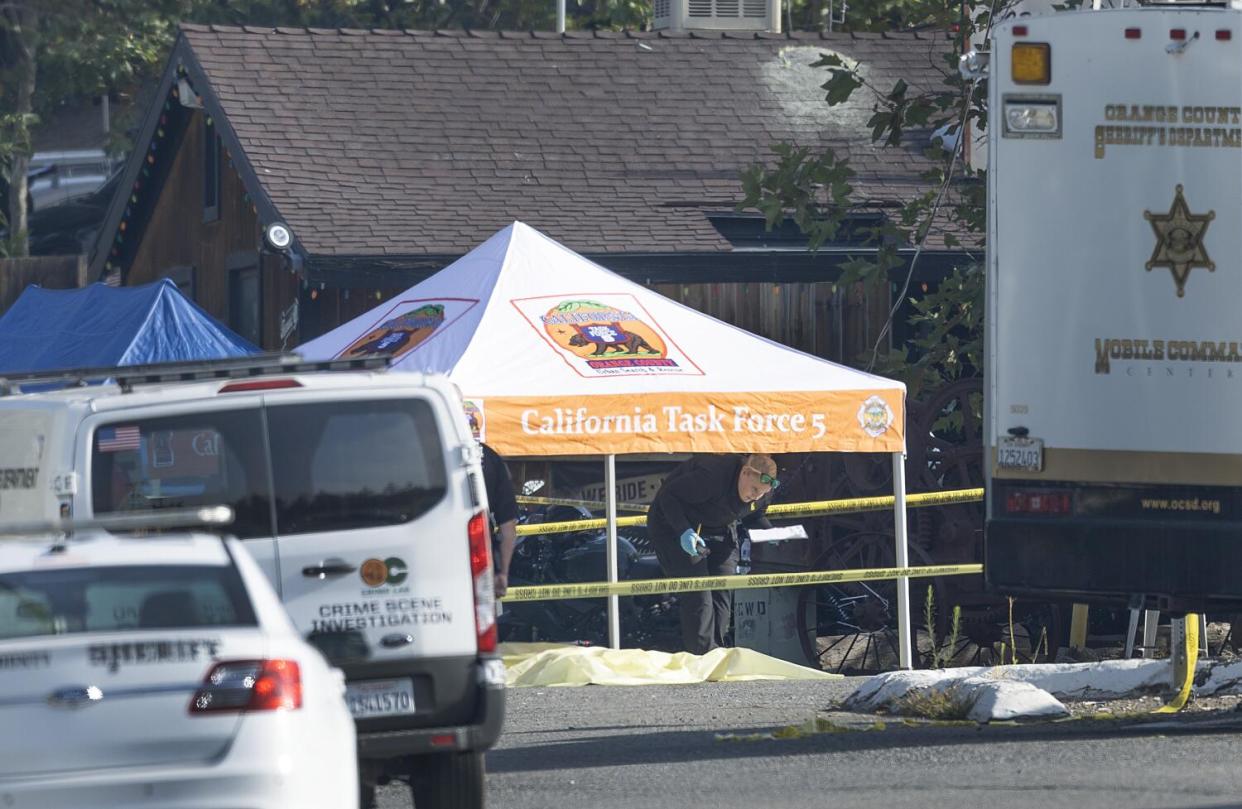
[0, 353, 391, 396]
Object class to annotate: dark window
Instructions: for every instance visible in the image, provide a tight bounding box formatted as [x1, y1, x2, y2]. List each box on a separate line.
[90, 409, 273, 539]
[228, 265, 261, 346]
[203, 117, 219, 222]
[266, 400, 448, 536]
[0, 565, 256, 640]
[706, 213, 890, 249]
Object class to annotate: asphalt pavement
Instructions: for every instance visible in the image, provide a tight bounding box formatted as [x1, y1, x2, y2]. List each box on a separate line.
[378, 678, 1242, 809]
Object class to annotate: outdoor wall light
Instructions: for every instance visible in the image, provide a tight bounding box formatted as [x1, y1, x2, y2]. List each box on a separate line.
[265, 223, 293, 250]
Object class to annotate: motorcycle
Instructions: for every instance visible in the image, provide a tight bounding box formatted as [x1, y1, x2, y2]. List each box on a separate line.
[498, 504, 681, 650]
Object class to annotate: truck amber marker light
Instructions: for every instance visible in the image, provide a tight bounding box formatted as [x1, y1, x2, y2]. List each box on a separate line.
[1012, 43, 1051, 85]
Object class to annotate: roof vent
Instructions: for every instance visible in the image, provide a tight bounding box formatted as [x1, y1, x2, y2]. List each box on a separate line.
[654, 0, 781, 32]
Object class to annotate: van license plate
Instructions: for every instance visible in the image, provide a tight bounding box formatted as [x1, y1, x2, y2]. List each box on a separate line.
[997, 436, 1044, 472]
[345, 678, 416, 719]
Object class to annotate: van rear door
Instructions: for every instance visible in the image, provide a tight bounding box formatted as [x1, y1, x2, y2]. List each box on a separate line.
[0, 409, 55, 521]
[83, 405, 282, 587]
[263, 392, 477, 722]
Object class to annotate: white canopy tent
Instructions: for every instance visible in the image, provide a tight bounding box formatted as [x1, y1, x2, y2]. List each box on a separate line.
[300, 222, 915, 664]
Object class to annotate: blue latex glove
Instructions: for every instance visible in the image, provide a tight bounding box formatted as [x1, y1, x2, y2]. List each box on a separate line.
[680, 529, 707, 559]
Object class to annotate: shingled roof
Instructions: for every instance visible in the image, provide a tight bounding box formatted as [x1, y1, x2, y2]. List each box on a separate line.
[96, 23, 963, 279]
[169, 25, 959, 259]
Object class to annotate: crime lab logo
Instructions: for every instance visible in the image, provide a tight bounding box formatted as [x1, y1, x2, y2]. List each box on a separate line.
[463, 398, 486, 442]
[1144, 184, 1215, 298]
[856, 395, 894, 438]
[512, 294, 702, 378]
[360, 557, 409, 589]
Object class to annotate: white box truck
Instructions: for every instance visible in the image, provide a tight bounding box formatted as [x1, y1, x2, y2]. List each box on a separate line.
[981, 1, 1242, 612]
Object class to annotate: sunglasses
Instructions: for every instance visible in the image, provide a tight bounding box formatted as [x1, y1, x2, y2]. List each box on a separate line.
[747, 467, 780, 490]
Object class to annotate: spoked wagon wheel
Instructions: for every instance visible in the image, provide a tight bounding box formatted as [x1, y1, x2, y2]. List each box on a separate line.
[796, 531, 948, 675]
[906, 377, 986, 495]
[943, 600, 1064, 667]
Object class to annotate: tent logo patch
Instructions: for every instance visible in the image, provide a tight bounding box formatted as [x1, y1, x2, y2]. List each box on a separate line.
[463, 398, 486, 442]
[547, 299, 668, 368]
[342, 303, 446, 360]
[512, 294, 702, 377]
[857, 395, 894, 438]
[331, 297, 480, 364]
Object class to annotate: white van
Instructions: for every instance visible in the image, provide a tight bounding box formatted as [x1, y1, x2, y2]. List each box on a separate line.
[0, 356, 504, 808]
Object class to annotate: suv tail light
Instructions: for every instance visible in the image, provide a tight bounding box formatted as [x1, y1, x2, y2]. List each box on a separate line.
[189, 659, 303, 713]
[1005, 490, 1072, 515]
[468, 511, 497, 653]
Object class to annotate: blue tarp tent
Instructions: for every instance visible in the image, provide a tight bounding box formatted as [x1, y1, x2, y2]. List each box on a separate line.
[0, 279, 258, 376]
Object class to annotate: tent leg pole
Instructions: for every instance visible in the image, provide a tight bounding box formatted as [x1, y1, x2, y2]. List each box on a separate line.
[606, 454, 620, 649]
[892, 451, 912, 670]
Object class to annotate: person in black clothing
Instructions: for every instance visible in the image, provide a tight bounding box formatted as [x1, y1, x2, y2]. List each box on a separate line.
[479, 443, 519, 597]
[648, 454, 779, 654]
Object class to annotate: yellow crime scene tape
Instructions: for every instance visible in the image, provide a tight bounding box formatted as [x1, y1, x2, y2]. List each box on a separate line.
[515, 487, 985, 537]
[516, 495, 650, 512]
[501, 563, 983, 603]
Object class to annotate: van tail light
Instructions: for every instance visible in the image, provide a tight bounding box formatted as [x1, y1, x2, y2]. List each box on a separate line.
[1005, 490, 1072, 516]
[468, 511, 497, 653]
[189, 659, 303, 713]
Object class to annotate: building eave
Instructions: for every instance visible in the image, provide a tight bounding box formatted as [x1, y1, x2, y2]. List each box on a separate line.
[302, 247, 977, 289]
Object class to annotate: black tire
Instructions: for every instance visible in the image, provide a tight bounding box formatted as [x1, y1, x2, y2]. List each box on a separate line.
[410, 751, 485, 809]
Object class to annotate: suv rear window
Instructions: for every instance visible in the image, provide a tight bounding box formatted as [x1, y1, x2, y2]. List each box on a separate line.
[90, 410, 272, 539]
[266, 399, 448, 536]
[0, 565, 256, 640]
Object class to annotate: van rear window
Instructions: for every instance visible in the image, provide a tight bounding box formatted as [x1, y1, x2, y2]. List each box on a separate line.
[90, 399, 448, 538]
[266, 399, 448, 536]
[90, 410, 272, 539]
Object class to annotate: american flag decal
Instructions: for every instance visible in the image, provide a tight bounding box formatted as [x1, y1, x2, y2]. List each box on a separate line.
[97, 426, 141, 452]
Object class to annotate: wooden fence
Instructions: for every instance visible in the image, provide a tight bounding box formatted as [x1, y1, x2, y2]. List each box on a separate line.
[0, 255, 87, 314]
[652, 276, 891, 366]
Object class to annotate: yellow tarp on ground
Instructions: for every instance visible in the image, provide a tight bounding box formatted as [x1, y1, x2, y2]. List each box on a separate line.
[499, 643, 843, 687]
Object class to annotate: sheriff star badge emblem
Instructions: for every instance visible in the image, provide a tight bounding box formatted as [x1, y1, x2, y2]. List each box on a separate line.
[1144, 184, 1215, 298]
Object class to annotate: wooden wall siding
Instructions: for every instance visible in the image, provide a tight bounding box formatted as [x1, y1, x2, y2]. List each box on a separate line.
[0, 255, 86, 315]
[262, 252, 302, 351]
[127, 110, 260, 333]
[652, 278, 890, 366]
[303, 286, 402, 346]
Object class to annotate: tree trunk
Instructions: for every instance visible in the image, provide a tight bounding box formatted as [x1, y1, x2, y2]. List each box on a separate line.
[6, 3, 38, 258]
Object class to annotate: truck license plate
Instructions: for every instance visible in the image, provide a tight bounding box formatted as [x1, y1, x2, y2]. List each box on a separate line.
[345, 678, 416, 719]
[997, 436, 1044, 472]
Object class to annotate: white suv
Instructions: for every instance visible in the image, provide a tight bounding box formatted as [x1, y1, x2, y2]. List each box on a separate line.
[0, 357, 505, 807]
[0, 510, 359, 809]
